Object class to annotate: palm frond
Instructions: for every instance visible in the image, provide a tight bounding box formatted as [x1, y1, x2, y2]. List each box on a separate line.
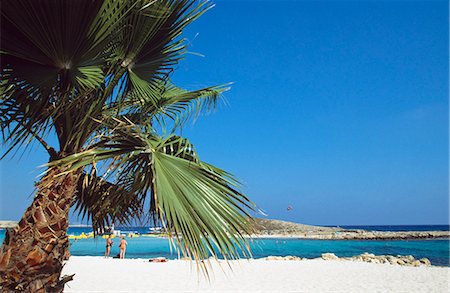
[47, 121, 255, 269]
[0, 0, 133, 154]
[112, 82, 229, 130]
[76, 172, 144, 233]
[115, 0, 214, 105]
[2, 0, 256, 274]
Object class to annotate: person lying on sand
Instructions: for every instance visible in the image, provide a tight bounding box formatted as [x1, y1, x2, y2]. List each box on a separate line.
[149, 257, 168, 263]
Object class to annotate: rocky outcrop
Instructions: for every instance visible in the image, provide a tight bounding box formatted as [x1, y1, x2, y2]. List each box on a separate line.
[263, 253, 433, 267]
[337, 253, 432, 267]
[321, 253, 339, 260]
[253, 218, 342, 234]
[318, 230, 450, 240]
[265, 255, 302, 261]
[253, 219, 449, 240]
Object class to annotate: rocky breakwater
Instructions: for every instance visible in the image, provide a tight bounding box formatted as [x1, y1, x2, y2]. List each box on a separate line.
[320, 252, 432, 266]
[303, 230, 450, 240]
[264, 253, 433, 267]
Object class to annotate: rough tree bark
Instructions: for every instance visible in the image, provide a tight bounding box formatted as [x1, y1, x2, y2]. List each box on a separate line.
[0, 168, 80, 292]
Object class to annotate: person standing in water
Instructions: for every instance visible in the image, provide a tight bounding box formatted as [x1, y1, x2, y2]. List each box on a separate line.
[119, 235, 128, 259]
[105, 234, 113, 257]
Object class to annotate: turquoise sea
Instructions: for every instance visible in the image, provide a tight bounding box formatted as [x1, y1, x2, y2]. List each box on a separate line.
[1, 226, 449, 266]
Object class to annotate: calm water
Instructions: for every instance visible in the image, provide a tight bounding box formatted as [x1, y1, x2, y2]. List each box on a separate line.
[1, 226, 449, 266]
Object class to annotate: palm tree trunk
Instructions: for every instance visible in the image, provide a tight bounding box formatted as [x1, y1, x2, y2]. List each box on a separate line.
[0, 168, 80, 292]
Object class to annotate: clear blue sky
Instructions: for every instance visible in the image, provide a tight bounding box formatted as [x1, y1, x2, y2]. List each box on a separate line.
[0, 0, 448, 225]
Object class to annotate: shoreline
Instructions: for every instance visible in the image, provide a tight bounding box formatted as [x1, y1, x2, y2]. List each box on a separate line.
[68, 253, 441, 267]
[61, 256, 450, 292]
[250, 230, 450, 240]
[2, 226, 449, 241]
[65, 252, 449, 267]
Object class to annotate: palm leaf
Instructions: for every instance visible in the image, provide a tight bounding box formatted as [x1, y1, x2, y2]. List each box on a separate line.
[115, 0, 214, 105]
[107, 82, 229, 131]
[0, 0, 134, 155]
[75, 172, 144, 233]
[47, 122, 255, 270]
[3, 0, 256, 275]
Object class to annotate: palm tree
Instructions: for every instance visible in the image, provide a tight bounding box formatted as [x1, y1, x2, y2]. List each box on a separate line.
[0, 1, 255, 291]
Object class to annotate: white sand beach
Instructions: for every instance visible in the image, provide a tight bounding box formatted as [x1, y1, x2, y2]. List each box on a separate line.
[62, 256, 449, 292]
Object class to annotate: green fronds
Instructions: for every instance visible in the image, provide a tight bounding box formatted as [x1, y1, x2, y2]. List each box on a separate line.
[47, 121, 256, 270]
[118, 0, 215, 106]
[152, 152, 254, 262]
[76, 172, 144, 232]
[155, 82, 230, 129]
[2, 0, 255, 272]
[0, 0, 132, 154]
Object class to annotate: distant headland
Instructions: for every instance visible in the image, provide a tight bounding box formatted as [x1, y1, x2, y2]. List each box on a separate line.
[251, 218, 449, 240]
[0, 221, 18, 228]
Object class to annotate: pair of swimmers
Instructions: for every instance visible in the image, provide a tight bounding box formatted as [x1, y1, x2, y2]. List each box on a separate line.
[105, 235, 128, 259]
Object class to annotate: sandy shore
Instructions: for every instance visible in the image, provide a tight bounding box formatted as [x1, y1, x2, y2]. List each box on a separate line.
[62, 256, 449, 292]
